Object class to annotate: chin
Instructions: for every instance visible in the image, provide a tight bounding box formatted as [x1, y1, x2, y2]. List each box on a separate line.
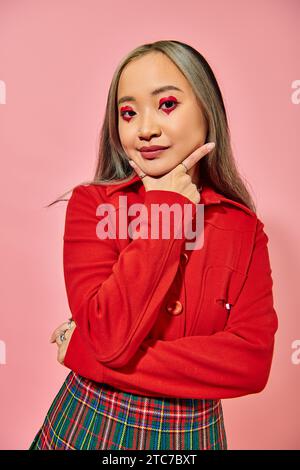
[140, 165, 172, 177]
[139, 158, 174, 170]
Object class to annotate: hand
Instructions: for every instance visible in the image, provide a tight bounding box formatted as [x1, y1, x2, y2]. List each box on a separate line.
[128, 142, 215, 205]
[50, 319, 77, 365]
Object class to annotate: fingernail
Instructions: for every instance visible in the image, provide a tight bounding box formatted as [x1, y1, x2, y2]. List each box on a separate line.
[206, 142, 215, 151]
[128, 160, 135, 167]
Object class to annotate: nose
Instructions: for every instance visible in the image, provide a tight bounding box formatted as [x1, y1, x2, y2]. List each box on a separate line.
[137, 110, 161, 140]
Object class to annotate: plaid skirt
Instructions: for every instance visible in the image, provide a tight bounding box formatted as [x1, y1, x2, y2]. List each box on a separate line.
[29, 370, 227, 450]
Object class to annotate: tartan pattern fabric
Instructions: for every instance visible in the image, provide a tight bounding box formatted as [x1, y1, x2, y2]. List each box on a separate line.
[29, 371, 227, 450]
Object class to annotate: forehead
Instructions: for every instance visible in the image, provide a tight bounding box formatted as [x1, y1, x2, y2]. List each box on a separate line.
[117, 52, 192, 97]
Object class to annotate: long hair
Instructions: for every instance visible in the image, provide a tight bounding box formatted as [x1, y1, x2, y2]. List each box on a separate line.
[46, 39, 256, 212]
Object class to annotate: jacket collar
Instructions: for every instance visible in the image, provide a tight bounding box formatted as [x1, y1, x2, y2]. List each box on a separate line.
[106, 173, 255, 217]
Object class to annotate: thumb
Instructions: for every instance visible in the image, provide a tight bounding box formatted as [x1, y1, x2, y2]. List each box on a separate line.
[128, 160, 146, 179]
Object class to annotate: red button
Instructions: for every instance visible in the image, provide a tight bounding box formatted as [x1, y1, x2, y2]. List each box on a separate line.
[181, 252, 189, 264]
[166, 300, 183, 315]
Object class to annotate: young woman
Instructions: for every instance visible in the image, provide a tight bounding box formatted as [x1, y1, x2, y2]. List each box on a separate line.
[29, 40, 278, 450]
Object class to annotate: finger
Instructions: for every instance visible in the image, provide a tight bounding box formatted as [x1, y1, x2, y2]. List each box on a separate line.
[179, 142, 215, 172]
[55, 328, 70, 346]
[128, 160, 147, 179]
[50, 327, 64, 343]
[55, 331, 65, 345]
[50, 322, 70, 343]
[50, 330, 60, 343]
[50, 320, 74, 342]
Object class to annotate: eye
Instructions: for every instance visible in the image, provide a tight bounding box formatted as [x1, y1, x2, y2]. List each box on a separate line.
[159, 99, 178, 112]
[119, 98, 179, 120]
[120, 108, 136, 120]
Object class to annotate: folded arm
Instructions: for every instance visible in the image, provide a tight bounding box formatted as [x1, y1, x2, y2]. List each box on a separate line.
[64, 218, 279, 399]
[63, 184, 196, 368]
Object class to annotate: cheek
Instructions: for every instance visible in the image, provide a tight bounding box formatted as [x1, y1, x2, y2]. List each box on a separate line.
[118, 122, 125, 142]
[119, 123, 135, 146]
[118, 132, 130, 154]
[180, 104, 207, 135]
[180, 116, 207, 150]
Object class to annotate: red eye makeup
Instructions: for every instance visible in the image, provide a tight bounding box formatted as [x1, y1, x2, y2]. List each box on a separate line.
[158, 96, 179, 115]
[120, 105, 134, 121]
[119, 95, 179, 121]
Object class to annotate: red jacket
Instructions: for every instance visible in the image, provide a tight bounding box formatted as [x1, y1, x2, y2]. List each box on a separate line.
[63, 173, 278, 399]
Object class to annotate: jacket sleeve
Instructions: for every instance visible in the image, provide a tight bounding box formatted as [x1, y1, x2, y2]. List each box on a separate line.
[64, 218, 279, 399]
[63, 184, 197, 369]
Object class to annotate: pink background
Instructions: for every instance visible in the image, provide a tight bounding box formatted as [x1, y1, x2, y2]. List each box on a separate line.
[0, 0, 299, 450]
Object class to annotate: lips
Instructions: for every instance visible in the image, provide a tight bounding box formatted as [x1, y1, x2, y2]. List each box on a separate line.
[139, 145, 170, 159]
[139, 145, 169, 152]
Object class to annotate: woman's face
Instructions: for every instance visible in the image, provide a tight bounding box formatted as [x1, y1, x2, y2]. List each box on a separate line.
[117, 51, 208, 185]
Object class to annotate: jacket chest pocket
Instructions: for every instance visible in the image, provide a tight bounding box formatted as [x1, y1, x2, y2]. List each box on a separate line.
[189, 265, 247, 335]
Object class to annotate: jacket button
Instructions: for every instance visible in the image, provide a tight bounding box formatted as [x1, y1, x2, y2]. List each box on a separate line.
[166, 300, 183, 315]
[181, 252, 189, 264]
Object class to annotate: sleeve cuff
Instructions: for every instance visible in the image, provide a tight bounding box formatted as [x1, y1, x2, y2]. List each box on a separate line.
[64, 326, 105, 383]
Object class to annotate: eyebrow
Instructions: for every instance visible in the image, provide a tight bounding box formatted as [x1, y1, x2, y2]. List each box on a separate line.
[117, 85, 184, 106]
